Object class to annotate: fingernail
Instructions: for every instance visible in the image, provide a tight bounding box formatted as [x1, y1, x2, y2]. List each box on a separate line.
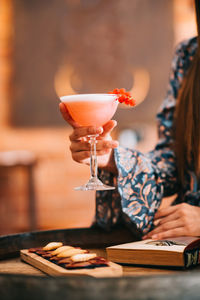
[112, 141, 119, 147]
[153, 220, 160, 226]
[152, 234, 158, 239]
[113, 120, 117, 127]
[59, 103, 65, 110]
[97, 127, 103, 134]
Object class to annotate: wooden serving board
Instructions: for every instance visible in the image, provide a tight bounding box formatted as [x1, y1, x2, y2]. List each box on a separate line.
[20, 250, 123, 277]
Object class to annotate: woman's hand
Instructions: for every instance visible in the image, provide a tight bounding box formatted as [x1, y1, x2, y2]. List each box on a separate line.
[59, 103, 119, 174]
[143, 203, 200, 239]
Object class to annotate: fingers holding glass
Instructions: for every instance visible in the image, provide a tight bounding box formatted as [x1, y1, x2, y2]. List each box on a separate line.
[69, 139, 118, 163]
[69, 126, 103, 142]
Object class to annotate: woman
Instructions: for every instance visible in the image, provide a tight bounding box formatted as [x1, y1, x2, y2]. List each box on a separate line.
[59, 0, 200, 239]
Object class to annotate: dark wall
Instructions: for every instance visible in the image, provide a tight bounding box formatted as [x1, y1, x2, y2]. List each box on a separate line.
[11, 0, 174, 127]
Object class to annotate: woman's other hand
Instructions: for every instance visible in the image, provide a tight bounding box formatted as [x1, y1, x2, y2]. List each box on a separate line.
[143, 203, 200, 239]
[59, 103, 119, 174]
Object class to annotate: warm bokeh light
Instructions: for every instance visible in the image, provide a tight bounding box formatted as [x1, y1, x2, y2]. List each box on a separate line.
[129, 68, 150, 108]
[54, 64, 76, 97]
[173, 0, 197, 44]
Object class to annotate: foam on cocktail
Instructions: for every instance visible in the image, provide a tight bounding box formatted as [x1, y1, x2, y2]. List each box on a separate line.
[60, 94, 117, 103]
[60, 94, 118, 127]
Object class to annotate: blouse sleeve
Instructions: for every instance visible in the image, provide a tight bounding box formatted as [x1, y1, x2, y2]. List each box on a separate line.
[95, 41, 191, 234]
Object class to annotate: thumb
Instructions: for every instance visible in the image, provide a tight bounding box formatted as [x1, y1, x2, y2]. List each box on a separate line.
[101, 120, 117, 137]
[59, 103, 80, 128]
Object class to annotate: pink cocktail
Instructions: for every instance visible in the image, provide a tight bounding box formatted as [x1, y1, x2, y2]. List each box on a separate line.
[60, 94, 118, 127]
[60, 94, 118, 191]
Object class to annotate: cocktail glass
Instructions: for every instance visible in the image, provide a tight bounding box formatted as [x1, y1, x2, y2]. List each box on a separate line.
[60, 93, 118, 191]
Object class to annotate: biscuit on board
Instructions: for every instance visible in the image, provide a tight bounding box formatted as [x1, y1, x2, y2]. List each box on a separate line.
[43, 242, 63, 251]
[51, 245, 74, 255]
[71, 253, 97, 262]
[57, 248, 87, 258]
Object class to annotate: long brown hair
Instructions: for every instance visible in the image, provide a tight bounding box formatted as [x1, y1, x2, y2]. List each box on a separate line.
[174, 0, 200, 186]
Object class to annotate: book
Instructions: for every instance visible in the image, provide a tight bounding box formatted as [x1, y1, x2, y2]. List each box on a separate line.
[106, 237, 200, 268]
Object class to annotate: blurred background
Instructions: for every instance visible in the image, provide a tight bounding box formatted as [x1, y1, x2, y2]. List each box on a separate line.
[0, 0, 196, 235]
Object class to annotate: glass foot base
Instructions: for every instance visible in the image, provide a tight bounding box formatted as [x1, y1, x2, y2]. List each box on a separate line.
[74, 177, 115, 191]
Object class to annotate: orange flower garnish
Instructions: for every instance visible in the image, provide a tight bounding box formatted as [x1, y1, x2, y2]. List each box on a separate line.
[109, 88, 136, 106]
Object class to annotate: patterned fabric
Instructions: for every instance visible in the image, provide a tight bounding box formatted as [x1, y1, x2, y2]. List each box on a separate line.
[95, 37, 200, 234]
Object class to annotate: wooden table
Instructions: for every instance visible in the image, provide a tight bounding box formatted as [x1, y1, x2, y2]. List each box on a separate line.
[1, 226, 200, 300]
[1, 248, 198, 277]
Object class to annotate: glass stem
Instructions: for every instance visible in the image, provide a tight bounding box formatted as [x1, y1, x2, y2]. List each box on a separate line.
[89, 135, 98, 179]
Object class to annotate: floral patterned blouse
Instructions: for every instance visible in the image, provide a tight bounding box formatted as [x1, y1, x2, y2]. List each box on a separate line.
[95, 37, 200, 235]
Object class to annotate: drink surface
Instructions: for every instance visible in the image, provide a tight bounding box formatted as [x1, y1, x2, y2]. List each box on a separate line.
[60, 94, 118, 126]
